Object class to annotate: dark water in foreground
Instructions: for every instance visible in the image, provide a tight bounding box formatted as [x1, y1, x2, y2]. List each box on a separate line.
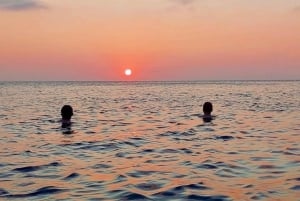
[0, 81, 299, 200]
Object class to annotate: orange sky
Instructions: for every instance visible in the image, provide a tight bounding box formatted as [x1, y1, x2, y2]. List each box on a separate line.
[0, 0, 299, 80]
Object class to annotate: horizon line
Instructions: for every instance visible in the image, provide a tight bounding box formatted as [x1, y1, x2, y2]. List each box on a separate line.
[1, 79, 299, 82]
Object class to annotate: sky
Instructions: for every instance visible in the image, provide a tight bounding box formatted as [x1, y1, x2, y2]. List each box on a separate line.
[0, 0, 299, 81]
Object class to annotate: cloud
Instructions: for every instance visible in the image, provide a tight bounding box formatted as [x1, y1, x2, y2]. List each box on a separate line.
[172, 0, 196, 6]
[166, 0, 197, 12]
[0, 0, 47, 11]
[293, 5, 300, 12]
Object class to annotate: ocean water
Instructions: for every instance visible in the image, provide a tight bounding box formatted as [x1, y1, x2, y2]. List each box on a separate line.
[0, 81, 299, 201]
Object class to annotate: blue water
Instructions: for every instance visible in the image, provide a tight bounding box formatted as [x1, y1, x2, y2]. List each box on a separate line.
[0, 81, 299, 200]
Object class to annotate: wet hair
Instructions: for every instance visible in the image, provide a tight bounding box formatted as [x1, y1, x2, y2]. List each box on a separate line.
[61, 105, 73, 120]
[203, 102, 213, 115]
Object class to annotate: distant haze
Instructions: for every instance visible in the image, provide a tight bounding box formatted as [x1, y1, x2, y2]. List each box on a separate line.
[0, 0, 299, 81]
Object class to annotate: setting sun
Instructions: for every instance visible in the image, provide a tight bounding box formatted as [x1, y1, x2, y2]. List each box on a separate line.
[124, 69, 132, 76]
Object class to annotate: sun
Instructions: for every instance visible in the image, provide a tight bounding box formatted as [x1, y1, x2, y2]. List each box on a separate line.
[124, 69, 132, 76]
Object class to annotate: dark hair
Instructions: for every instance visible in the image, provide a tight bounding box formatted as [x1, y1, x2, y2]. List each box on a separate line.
[203, 102, 213, 114]
[61, 105, 73, 120]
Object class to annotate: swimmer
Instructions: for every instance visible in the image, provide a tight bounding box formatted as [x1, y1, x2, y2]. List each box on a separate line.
[61, 105, 73, 128]
[202, 102, 214, 122]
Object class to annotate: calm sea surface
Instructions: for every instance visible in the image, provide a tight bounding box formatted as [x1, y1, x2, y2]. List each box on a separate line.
[0, 81, 299, 200]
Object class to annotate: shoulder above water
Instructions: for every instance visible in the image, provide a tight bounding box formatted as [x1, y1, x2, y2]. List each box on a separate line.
[201, 114, 216, 123]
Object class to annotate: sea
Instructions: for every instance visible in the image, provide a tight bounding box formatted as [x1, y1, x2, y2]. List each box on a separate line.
[0, 81, 299, 201]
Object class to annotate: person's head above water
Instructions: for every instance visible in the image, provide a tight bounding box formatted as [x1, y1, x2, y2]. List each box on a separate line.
[203, 102, 213, 115]
[61, 105, 73, 120]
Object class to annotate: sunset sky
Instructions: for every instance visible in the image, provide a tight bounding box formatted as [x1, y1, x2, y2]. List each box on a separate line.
[0, 0, 299, 81]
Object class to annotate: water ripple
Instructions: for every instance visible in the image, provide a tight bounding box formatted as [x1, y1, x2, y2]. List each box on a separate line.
[1, 186, 67, 198]
[0, 81, 299, 200]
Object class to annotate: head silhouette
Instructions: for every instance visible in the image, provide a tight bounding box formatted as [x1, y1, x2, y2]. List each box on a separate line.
[61, 105, 73, 120]
[203, 102, 213, 115]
